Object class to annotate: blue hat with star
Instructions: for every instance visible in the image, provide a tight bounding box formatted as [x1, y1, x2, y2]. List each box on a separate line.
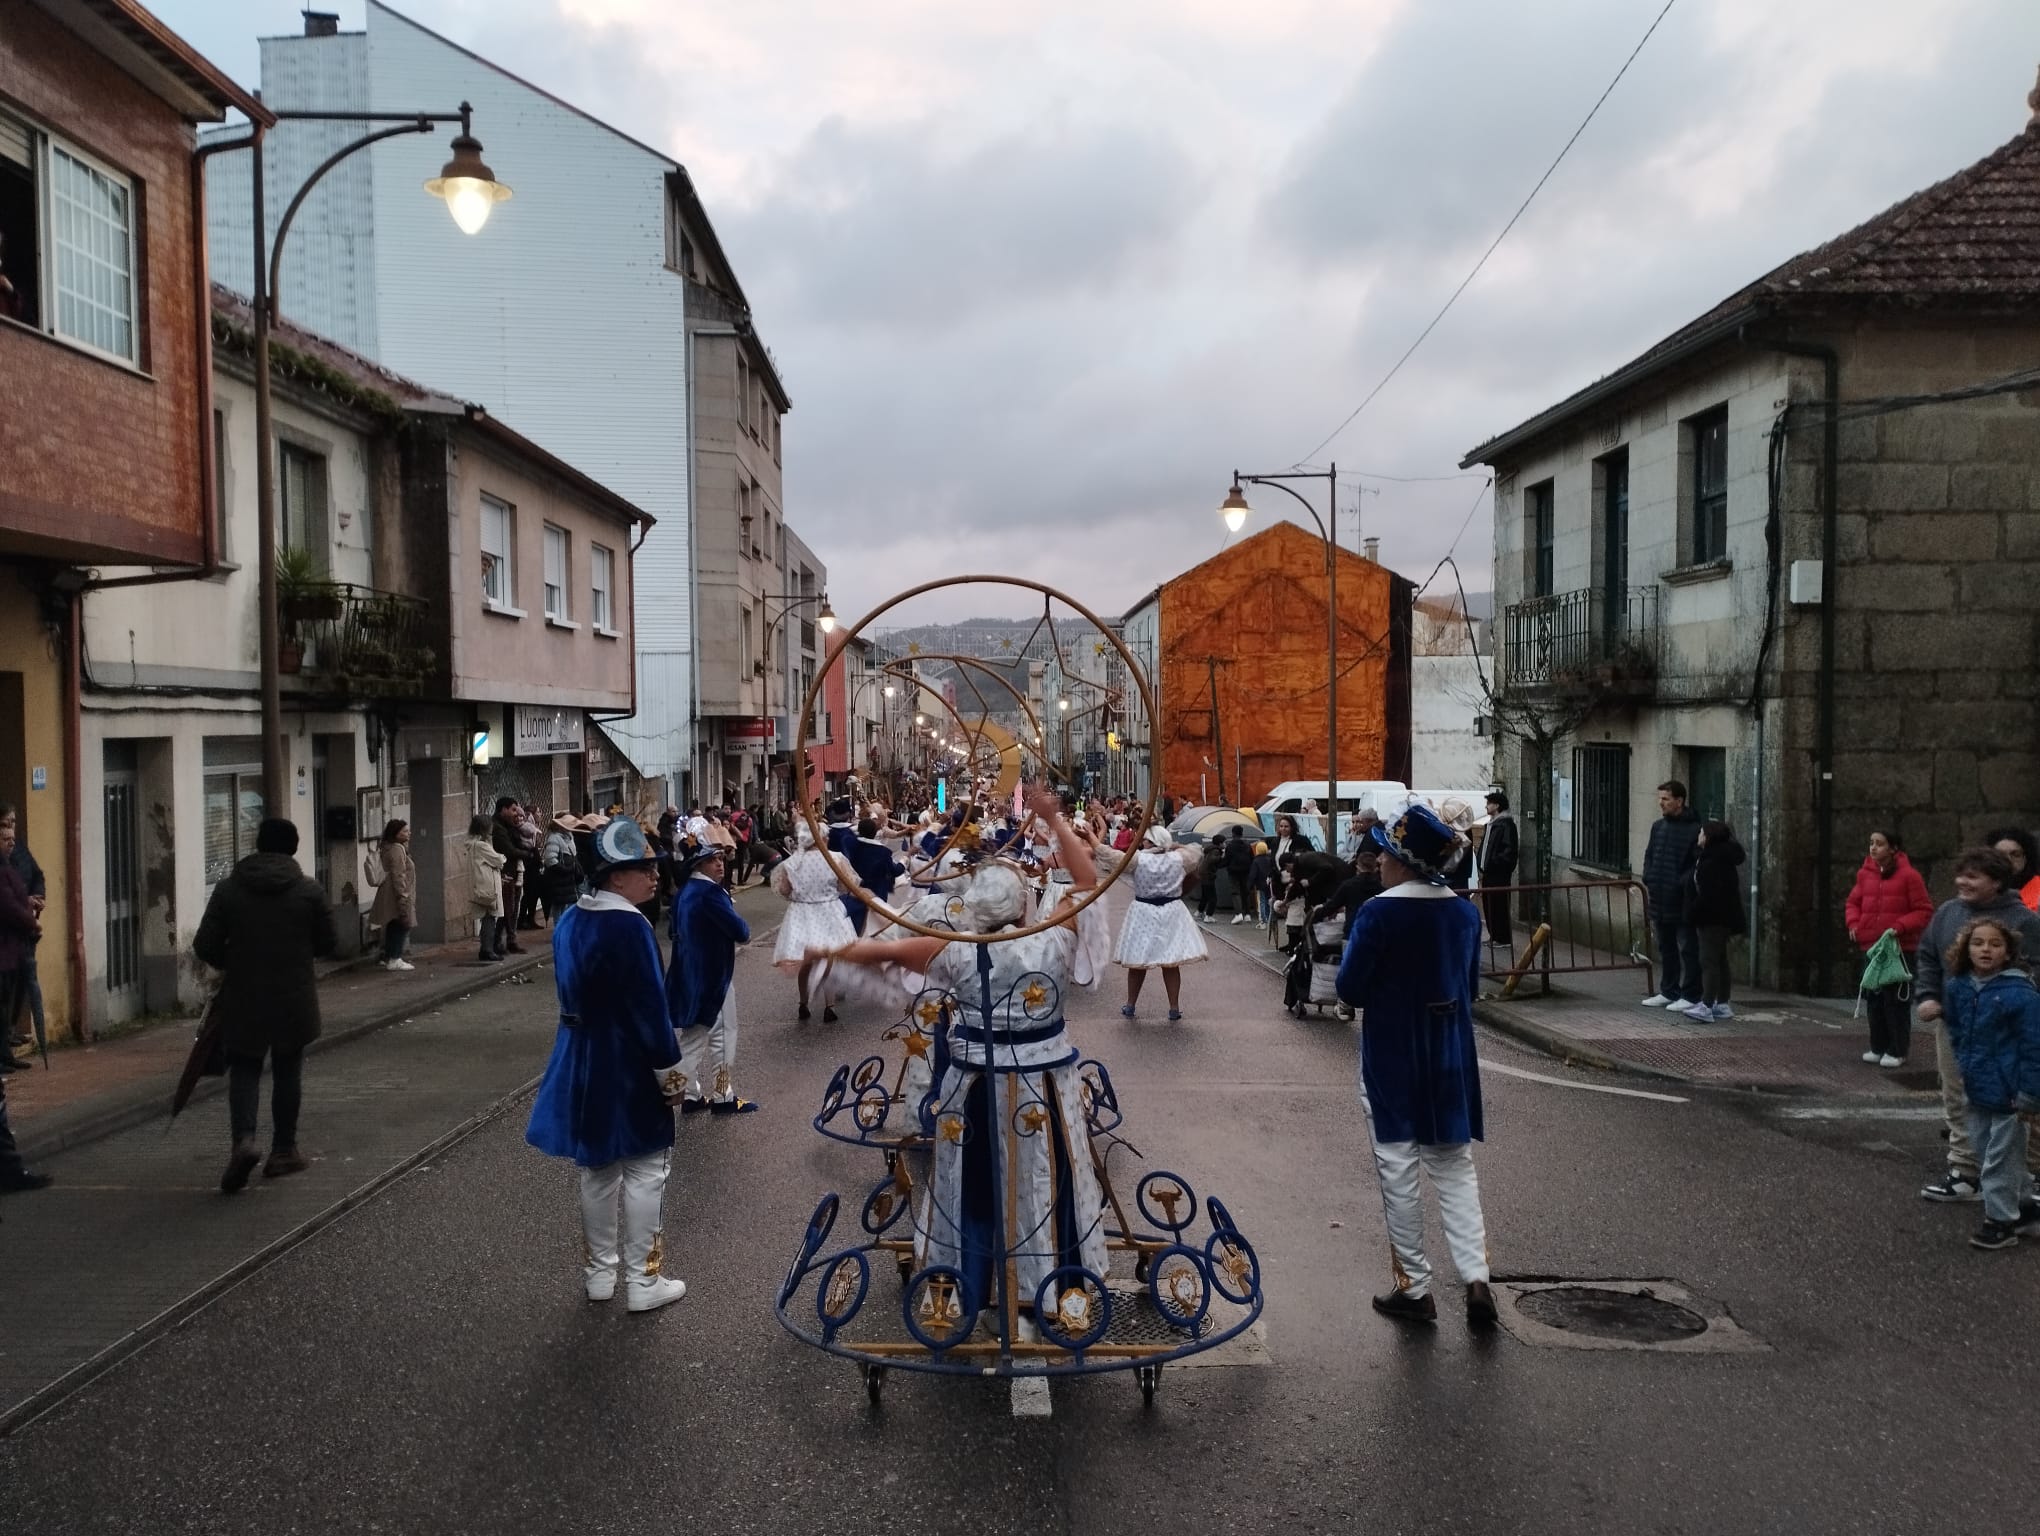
[592, 816, 656, 873]
[1368, 803, 1467, 885]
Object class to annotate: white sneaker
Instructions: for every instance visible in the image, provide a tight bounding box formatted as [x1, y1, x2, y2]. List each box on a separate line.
[1682, 1003, 1714, 1022]
[392, 958, 415, 972]
[1879, 1054, 1905, 1068]
[626, 1275, 687, 1313]
[1861, 1050, 1881, 1064]
[1711, 1003, 1734, 1020]
[585, 1269, 618, 1303]
[1640, 994, 1672, 1008]
[1231, 914, 1246, 924]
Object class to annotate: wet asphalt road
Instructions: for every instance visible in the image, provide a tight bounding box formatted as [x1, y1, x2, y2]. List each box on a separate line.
[4, 895, 2034, 1534]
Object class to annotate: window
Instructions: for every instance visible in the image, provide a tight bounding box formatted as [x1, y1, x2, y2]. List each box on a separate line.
[591, 543, 615, 632]
[1685, 746, 1727, 823]
[481, 494, 514, 609]
[201, 736, 266, 887]
[278, 441, 329, 568]
[543, 523, 569, 623]
[1597, 448, 1629, 636]
[1688, 406, 1728, 564]
[1573, 744, 1630, 871]
[737, 357, 750, 431]
[758, 388, 769, 441]
[1526, 479, 1554, 599]
[741, 604, 754, 676]
[771, 413, 781, 467]
[0, 114, 141, 363]
[738, 481, 753, 554]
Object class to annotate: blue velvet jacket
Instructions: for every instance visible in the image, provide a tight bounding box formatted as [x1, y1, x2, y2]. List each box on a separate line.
[1945, 968, 2040, 1113]
[1335, 883, 1485, 1144]
[526, 896, 680, 1167]
[666, 874, 750, 1030]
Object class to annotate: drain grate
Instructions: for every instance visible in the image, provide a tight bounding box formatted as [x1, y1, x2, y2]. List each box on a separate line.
[1513, 1285, 1707, 1344]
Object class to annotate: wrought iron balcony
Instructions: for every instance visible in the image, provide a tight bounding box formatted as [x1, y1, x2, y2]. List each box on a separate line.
[1501, 585, 1661, 697]
[285, 584, 434, 696]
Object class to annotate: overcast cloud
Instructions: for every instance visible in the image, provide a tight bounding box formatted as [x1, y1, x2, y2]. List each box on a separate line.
[156, 0, 2040, 622]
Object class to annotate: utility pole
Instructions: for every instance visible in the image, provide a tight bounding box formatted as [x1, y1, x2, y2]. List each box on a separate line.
[1206, 655, 1226, 804]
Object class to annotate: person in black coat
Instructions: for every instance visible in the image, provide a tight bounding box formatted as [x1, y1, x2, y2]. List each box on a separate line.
[193, 819, 337, 1194]
[1477, 791, 1519, 947]
[1223, 826, 1256, 923]
[1640, 780, 1704, 1008]
[1679, 820, 1747, 1023]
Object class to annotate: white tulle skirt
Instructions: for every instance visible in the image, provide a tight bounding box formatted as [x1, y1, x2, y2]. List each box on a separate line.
[774, 898, 860, 969]
[1113, 897, 1208, 969]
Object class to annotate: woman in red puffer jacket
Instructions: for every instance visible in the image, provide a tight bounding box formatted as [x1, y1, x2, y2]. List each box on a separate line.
[1843, 829, 1935, 1067]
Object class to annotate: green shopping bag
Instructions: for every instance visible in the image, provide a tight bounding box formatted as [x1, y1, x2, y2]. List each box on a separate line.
[1859, 929, 1912, 995]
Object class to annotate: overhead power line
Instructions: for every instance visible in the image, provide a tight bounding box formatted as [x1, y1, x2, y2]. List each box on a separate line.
[1293, 0, 1683, 467]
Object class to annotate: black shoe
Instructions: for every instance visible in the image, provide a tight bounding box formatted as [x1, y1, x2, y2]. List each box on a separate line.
[2017, 1199, 2040, 1236]
[1971, 1220, 2019, 1251]
[708, 1097, 761, 1115]
[0, 1056, 26, 1073]
[1466, 1281, 1500, 1330]
[1371, 1289, 1437, 1324]
[822, 1007, 839, 1024]
[477, 951, 500, 963]
[0, 1170, 52, 1194]
[220, 1137, 263, 1195]
[679, 1099, 712, 1115]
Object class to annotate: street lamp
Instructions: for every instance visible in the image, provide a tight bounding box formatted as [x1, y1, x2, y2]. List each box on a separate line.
[214, 103, 509, 812]
[1217, 462, 1339, 852]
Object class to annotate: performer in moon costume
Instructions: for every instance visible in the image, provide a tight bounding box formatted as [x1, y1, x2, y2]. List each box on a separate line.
[773, 820, 860, 1021]
[1111, 824, 1208, 1020]
[810, 787, 1112, 1324]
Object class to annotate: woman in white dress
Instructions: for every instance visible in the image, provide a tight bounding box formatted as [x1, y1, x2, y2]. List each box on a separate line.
[809, 789, 1112, 1329]
[1112, 825, 1207, 1021]
[773, 820, 860, 1021]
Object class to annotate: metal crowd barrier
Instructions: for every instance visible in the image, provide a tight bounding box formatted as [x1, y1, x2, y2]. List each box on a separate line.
[1470, 878, 1655, 998]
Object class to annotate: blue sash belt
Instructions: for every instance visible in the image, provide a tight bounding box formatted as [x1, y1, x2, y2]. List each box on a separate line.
[1136, 894, 1181, 906]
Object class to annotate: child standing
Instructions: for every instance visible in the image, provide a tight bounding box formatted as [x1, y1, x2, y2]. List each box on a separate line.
[1942, 916, 2040, 1250]
[1681, 821, 1747, 1023]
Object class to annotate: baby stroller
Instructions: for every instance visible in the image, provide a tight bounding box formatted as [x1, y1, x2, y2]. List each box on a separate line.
[1283, 915, 1348, 1018]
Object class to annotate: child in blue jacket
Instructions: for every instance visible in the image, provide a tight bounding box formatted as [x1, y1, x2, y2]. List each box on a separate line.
[1942, 915, 2040, 1250]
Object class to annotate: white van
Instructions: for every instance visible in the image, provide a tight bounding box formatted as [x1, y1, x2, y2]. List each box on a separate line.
[1256, 781, 1408, 846]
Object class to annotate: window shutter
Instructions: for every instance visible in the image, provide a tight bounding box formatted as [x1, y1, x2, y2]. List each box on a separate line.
[0, 114, 30, 169]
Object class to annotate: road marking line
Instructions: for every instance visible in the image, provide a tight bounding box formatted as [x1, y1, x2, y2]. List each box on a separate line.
[1484, 1060, 1688, 1103]
[1010, 1375, 1052, 1418]
[1776, 1104, 1943, 1120]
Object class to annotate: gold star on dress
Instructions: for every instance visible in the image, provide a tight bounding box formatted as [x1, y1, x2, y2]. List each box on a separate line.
[916, 999, 943, 1027]
[1018, 1104, 1049, 1134]
[1021, 982, 1049, 1011]
[937, 1114, 966, 1143]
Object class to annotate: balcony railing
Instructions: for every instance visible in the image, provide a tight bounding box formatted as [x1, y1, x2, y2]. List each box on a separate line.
[287, 584, 433, 696]
[1501, 585, 1660, 696]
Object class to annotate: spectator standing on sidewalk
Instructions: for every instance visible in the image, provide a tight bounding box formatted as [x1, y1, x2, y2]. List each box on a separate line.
[526, 816, 689, 1313]
[1680, 821, 1746, 1022]
[1914, 847, 2040, 1204]
[0, 803, 45, 1064]
[1196, 835, 1224, 923]
[0, 809, 48, 1191]
[1845, 829, 1934, 1067]
[1476, 791, 1518, 948]
[491, 798, 530, 954]
[1639, 780, 1703, 1011]
[1938, 916, 2040, 1250]
[365, 819, 417, 972]
[1335, 804, 1497, 1331]
[193, 818, 336, 1194]
[468, 815, 510, 961]
[1224, 826, 1255, 924]
[1986, 826, 2040, 912]
[729, 804, 756, 885]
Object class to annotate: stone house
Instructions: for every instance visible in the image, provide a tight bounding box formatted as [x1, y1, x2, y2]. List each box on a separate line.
[1460, 89, 2040, 992]
[0, 0, 267, 1040]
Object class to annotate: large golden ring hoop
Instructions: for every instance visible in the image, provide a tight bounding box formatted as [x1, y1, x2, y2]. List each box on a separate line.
[793, 575, 1160, 944]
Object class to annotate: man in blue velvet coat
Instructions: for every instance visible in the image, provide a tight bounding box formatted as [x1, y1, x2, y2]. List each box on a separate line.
[667, 842, 758, 1114]
[1335, 803, 1497, 1331]
[526, 818, 688, 1314]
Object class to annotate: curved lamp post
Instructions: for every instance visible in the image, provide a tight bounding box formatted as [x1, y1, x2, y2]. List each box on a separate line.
[1219, 462, 1338, 852]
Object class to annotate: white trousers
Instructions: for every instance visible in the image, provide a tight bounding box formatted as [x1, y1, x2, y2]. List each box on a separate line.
[1363, 1095, 1489, 1298]
[679, 987, 738, 1103]
[579, 1149, 672, 1288]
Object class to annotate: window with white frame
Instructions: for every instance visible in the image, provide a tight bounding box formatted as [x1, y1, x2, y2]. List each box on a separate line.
[279, 441, 329, 569]
[481, 494, 514, 609]
[591, 543, 614, 632]
[543, 524, 569, 622]
[0, 112, 140, 363]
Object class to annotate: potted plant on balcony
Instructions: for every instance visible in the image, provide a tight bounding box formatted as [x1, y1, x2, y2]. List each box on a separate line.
[277, 545, 343, 625]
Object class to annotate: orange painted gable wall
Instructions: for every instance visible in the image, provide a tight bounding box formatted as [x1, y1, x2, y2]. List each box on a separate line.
[1153, 522, 1395, 808]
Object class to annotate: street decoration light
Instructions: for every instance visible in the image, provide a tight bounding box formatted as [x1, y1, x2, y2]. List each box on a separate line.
[1213, 462, 1339, 852]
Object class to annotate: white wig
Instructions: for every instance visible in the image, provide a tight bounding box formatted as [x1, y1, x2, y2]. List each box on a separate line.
[795, 819, 818, 850]
[962, 863, 1029, 930]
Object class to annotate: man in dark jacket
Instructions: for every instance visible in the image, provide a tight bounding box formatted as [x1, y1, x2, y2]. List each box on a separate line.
[491, 798, 530, 953]
[0, 804, 44, 1062]
[0, 809, 50, 1192]
[1639, 780, 1703, 1009]
[1224, 826, 1256, 923]
[193, 818, 337, 1194]
[1477, 792, 1519, 947]
[667, 843, 757, 1114]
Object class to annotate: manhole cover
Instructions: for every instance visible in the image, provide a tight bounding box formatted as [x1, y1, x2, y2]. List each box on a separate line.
[1513, 1285, 1707, 1344]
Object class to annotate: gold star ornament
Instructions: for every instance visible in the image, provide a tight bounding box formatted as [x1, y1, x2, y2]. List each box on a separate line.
[903, 1030, 931, 1059]
[937, 1114, 966, 1143]
[1021, 982, 1049, 1011]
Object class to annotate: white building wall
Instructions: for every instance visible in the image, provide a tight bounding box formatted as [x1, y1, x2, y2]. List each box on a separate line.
[1411, 654, 1491, 791]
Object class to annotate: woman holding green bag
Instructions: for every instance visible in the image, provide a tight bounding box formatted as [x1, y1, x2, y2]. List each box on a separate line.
[1845, 830, 1935, 1066]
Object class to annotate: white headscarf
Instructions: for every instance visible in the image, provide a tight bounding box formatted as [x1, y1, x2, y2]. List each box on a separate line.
[962, 863, 1029, 930]
[795, 819, 817, 850]
[1142, 825, 1174, 851]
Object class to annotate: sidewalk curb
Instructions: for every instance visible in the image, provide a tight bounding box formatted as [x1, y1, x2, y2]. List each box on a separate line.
[1472, 999, 1695, 1086]
[0, 1069, 542, 1438]
[16, 951, 549, 1165]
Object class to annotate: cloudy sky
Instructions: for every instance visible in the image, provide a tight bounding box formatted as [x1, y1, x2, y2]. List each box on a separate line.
[157, 0, 2038, 619]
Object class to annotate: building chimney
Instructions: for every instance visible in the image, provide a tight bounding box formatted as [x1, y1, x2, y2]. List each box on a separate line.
[1362, 536, 1380, 563]
[304, 10, 340, 37]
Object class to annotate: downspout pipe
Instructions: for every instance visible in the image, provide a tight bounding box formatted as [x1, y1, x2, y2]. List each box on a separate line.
[1766, 337, 1840, 995]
